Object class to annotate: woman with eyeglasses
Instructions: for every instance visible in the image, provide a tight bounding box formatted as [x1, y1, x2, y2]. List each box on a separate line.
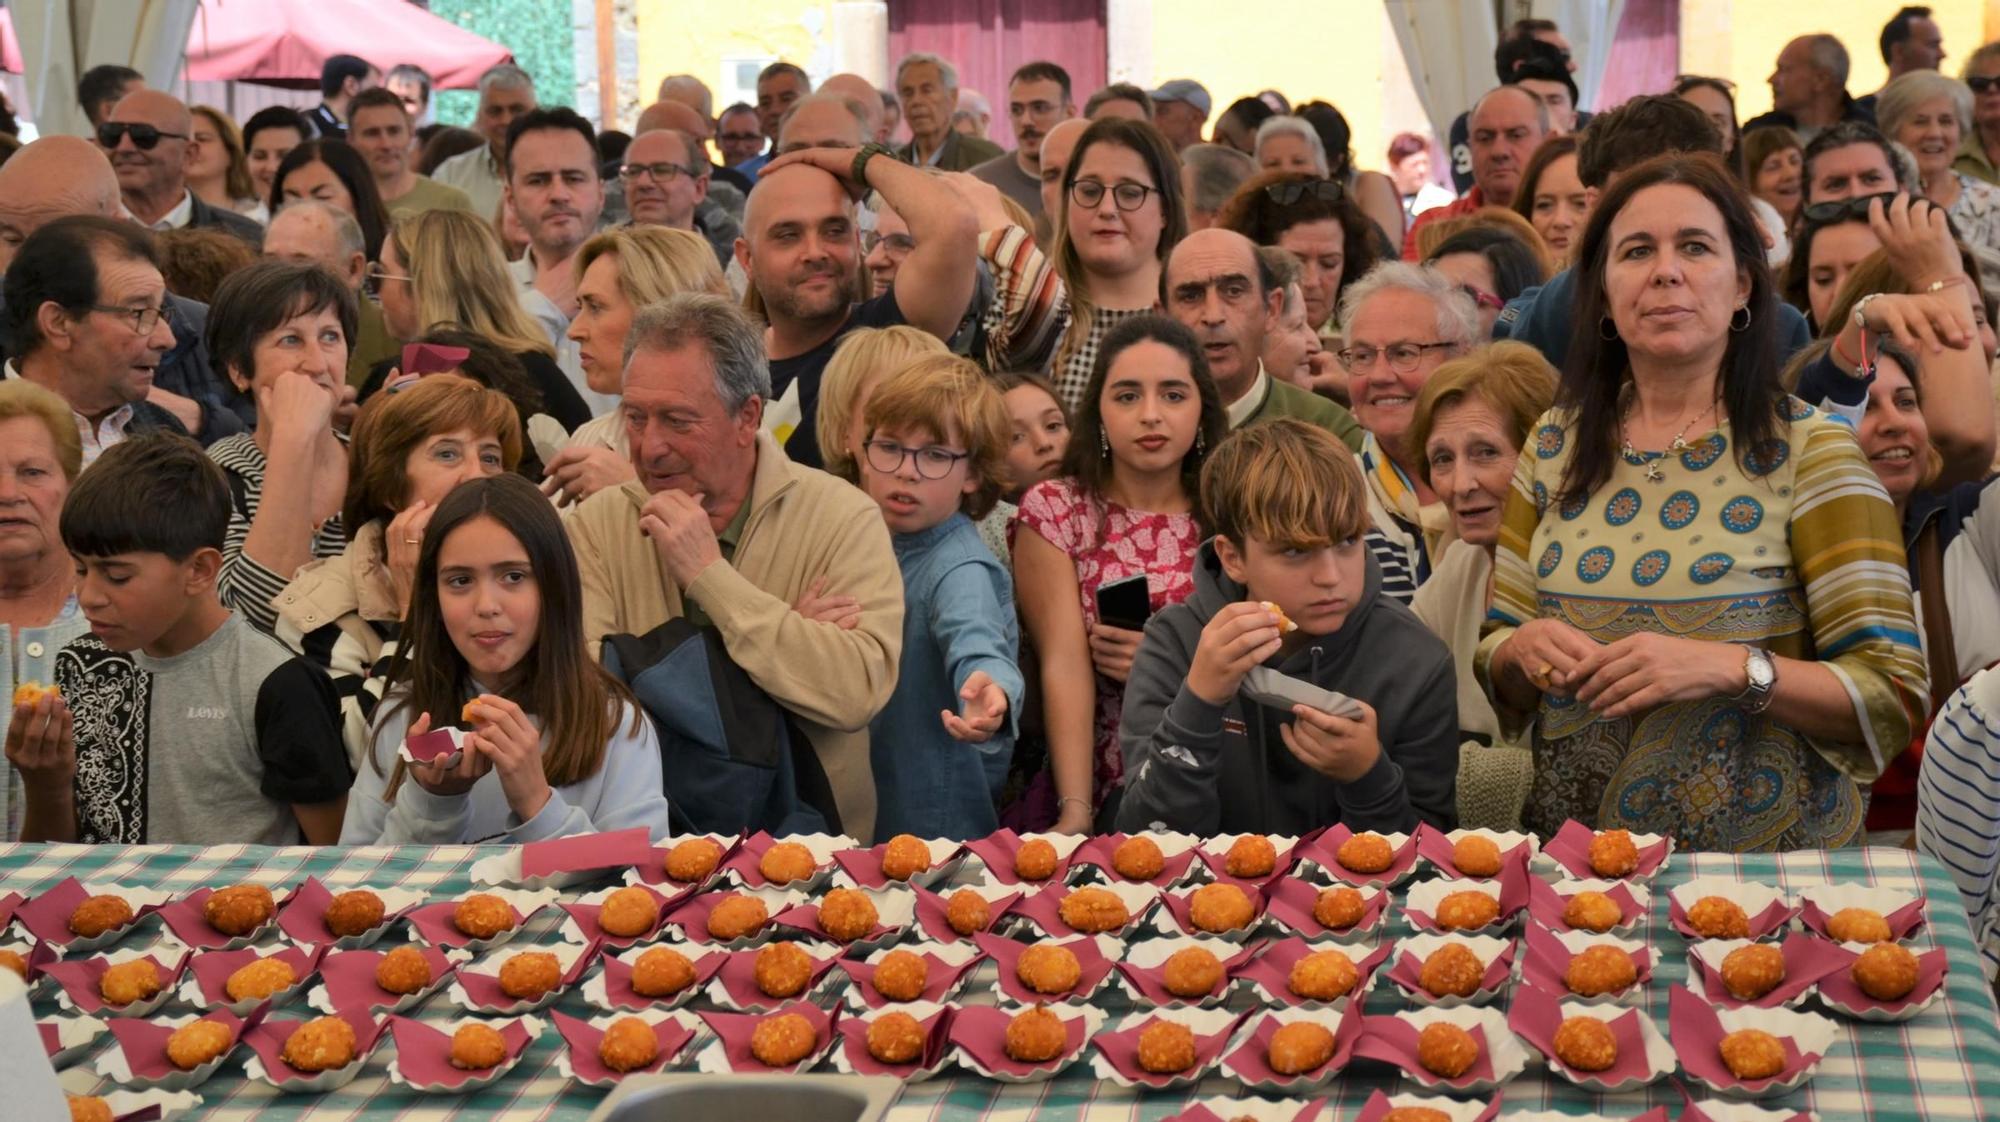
[270, 140, 390, 264]
[1424, 225, 1549, 336]
[1512, 135, 1588, 265]
[1741, 126, 1805, 231]
[1014, 315, 1227, 833]
[1956, 45, 2000, 185]
[1877, 72, 2000, 263]
[1478, 154, 1925, 851]
[1216, 170, 1382, 352]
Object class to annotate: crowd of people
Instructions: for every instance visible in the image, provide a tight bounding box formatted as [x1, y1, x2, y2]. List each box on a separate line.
[7, 10, 2000, 977]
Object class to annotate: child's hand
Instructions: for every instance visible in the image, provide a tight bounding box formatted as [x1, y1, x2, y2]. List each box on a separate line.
[406, 711, 493, 796]
[1087, 622, 1145, 683]
[1279, 700, 1382, 783]
[942, 670, 1009, 742]
[465, 696, 552, 822]
[5, 690, 74, 794]
[1184, 601, 1285, 705]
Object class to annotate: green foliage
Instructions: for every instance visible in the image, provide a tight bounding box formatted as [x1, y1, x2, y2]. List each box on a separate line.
[425, 0, 575, 126]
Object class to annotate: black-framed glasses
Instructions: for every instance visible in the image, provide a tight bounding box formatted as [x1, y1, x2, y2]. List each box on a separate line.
[1070, 179, 1158, 212]
[96, 122, 187, 150]
[365, 265, 412, 298]
[1800, 191, 1899, 226]
[1264, 179, 1344, 206]
[863, 439, 969, 479]
[719, 131, 764, 144]
[1970, 75, 2000, 95]
[861, 231, 915, 256]
[618, 161, 702, 184]
[1335, 341, 1457, 374]
[88, 304, 167, 335]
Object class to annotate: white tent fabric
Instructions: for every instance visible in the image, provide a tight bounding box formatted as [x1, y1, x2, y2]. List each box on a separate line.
[1383, 0, 1500, 144]
[1531, 0, 1628, 113]
[11, 0, 199, 138]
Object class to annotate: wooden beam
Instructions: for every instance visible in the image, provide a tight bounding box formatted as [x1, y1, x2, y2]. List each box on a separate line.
[596, 0, 617, 129]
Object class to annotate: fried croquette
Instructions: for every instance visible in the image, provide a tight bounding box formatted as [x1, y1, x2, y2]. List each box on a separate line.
[1161, 945, 1223, 997]
[497, 950, 562, 1001]
[1313, 886, 1366, 930]
[1187, 882, 1255, 933]
[1827, 906, 1894, 945]
[99, 958, 163, 1006]
[225, 956, 298, 1002]
[0, 949, 26, 980]
[1452, 835, 1503, 877]
[705, 894, 770, 941]
[1266, 1020, 1335, 1074]
[1136, 1019, 1197, 1073]
[1416, 1020, 1479, 1078]
[1059, 886, 1130, 933]
[751, 1011, 819, 1066]
[1013, 838, 1059, 881]
[866, 1010, 927, 1063]
[11, 681, 57, 706]
[598, 1016, 660, 1071]
[1224, 834, 1277, 878]
[629, 946, 697, 997]
[1718, 1027, 1786, 1080]
[758, 842, 818, 885]
[1719, 943, 1786, 1002]
[1552, 1014, 1618, 1072]
[880, 834, 932, 881]
[375, 946, 433, 995]
[1380, 1110, 1452, 1122]
[1852, 942, 1920, 1000]
[65, 1096, 112, 1122]
[166, 1018, 233, 1070]
[754, 941, 815, 998]
[664, 837, 723, 883]
[451, 894, 516, 940]
[1002, 1005, 1067, 1063]
[1564, 891, 1623, 933]
[1587, 830, 1640, 877]
[1287, 948, 1359, 1001]
[1111, 835, 1164, 880]
[1417, 942, 1485, 999]
[1564, 944, 1638, 998]
[598, 886, 661, 938]
[325, 890, 386, 938]
[449, 1021, 509, 1070]
[1336, 832, 1394, 874]
[68, 894, 134, 938]
[204, 884, 275, 936]
[1261, 601, 1298, 633]
[1434, 890, 1501, 931]
[1016, 943, 1083, 994]
[945, 888, 993, 935]
[1686, 896, 1751, 939]
[282, 1015, 359, 1072]
[818, 887, 881, 941]
[871, 949, 929, 1001]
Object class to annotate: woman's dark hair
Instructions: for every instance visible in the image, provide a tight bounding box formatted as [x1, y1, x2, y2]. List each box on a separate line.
[1214, 170, 1379, 308]
[60, 433, 230, 561]
[1511, 134, 1579, 225]
[1295, 101, 1357, 181]
[240, 106, 309, 153]
[1739, 125, 1802, 190]
[1557, 153, 1783, 507]
[1672, 75, 1742, 175]
[271, 139, 390, 262]
[418, 127, 486, 176]
[371, 473, 639, 793]
[1050, 117, 1190, 378]
[1425, 225, 1549, 304]
[206, 260, 359, 393]
[1781, 209, 1874, 330]
[1218, 97, 1274, 139]
[1057, 313, 1226, 547]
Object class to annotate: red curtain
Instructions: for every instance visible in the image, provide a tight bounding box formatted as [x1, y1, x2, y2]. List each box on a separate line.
[887, 0, 1107, 151]
[1594, 0, 1679, 115]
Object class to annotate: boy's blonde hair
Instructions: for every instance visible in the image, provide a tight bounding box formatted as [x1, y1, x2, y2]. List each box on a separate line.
[815, 325, 949, 482]
[862, 354, 1012, 520]
[1199, 418, 1369, 551]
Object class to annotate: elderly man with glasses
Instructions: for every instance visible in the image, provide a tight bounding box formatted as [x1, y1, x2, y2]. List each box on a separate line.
[621, 127, 741, 268]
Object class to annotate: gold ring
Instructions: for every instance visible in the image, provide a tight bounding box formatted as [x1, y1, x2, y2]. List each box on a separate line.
[1531, 662, 1554, 685]
[403, 538, 420, 545]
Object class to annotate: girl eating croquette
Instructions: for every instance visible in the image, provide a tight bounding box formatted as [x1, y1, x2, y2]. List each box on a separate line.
[339, 474, 672, 844]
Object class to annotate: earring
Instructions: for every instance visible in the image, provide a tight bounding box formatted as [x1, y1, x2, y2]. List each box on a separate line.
[1099, 427, 1110, 457]
[1195, 429, 1206, 455]
[1730, 304, 1752, 332]
[1598, 316, 1619, 341]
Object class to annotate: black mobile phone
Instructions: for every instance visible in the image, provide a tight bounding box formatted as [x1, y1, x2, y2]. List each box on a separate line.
[1095, 574, 1153, 631]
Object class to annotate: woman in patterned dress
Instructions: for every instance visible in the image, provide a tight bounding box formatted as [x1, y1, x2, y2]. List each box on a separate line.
[1476, 154, 1928, 851]
[1015, 315, 1227, 833]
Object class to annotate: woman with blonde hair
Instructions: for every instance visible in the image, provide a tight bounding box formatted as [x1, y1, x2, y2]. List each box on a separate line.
[188, 105, 257, 215]
[368, 208, 590, 430]
[538, 226, 730, 507]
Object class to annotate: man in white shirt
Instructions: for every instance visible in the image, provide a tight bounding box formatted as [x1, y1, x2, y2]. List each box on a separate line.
[98, 90, 262, 248]
[504, 107, 610, 415]
[432, 64, 537, 222]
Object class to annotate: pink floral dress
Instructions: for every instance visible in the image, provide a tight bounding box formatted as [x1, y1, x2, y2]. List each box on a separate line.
[1017, 478, 1203, 809]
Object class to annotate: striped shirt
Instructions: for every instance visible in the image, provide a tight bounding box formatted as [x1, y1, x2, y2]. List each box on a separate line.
[209, 434, 346, 635]
[1917, 667, 2000, 981]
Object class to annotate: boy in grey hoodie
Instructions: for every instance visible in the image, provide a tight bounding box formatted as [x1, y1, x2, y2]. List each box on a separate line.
[1116, 420, 1458, 836]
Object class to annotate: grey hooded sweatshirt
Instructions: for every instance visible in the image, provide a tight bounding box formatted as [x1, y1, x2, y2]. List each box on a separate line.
[1114, 539, 1459, 836]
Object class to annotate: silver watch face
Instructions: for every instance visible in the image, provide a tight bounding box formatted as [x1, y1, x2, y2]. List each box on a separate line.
[1747, 651, 1775, 688]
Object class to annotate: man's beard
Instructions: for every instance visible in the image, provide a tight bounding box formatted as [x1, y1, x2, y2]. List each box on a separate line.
[762, 262, 860, 324]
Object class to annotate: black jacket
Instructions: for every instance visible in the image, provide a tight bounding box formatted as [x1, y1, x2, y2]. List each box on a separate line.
[187, 192, 264, 250]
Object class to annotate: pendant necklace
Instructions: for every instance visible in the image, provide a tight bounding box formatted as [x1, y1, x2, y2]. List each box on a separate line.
[1620, 394, 1718, 483]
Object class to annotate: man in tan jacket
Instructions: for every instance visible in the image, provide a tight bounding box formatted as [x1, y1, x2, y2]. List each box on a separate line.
[568, 293, 904, 840]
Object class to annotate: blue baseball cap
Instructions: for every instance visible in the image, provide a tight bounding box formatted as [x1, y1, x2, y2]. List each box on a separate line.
[1149, 79, 1212, 117]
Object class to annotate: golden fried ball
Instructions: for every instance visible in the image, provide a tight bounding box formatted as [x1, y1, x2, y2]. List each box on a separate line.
[1136, 1019, 1198, 1073]
[818, 887, 881, 941]
[1417, 1021, 1480, 1078]
[225, 956, 298, 1002]
[1161, 945, 1223, 998]
[758, 842, 818, 886]
[1313, 886, 1366, 930]
[1225, 835, 1278, 878]
[452, 894, 516, 939]
[1565, 944, 1638, 998]
[66, 1097, 112, 1122]
[282, 1015, 359, 1072]
[599, 887, 662, 938]
[871, 949, 929, 1001]
[1059, 886, 1131, 933]
[880, 834, 933, 881]
[166, 1018, 233, 1070]
[629, 946, 697, 997]
[99, 959, 162, 1006]
[1552, 1015, 1618, 1072]
[1452, 835, 1503, 877]
[751, 1011, 819, 1066]
[1686, 896, 1751, 939]
[1002, 1005, 1068, 1063]
[1719, 1028, 1786, 1080]
[1013, 838, 1059, 881]
[1112, 835, 1165, 880]
[1852, 942, 1921, 1001]
[1336, 832, 1394, 874]
[1287, 948, 1359, 1001]
[68, 894, 134, 938]
[325, 890, 386, 938]
[1587, 830, 1640, 878]
[599, 1016, 660, 1071]
[204, 884, 275, 936]
[375, 946, 433, 995]
[449, 1021, 509, 1070]
[1418, 942, 1485, 999]
[663, 837, 723, 883]
[1188, 882, 1256, 934]
[1380, 1110, 1453, 1122]
[705, 895, 770, 941]
[1828, 907, 1894, 945]
[1720, 943, 1787, 1002]
[0, 949, 26, 980]
[1016, 944, 1083, 995]
[1564, 891, 1623, 933]
[1434, 890, 1501, 931]
[945, 888, 993, 936]
[866, 1010, 926, 1063]
[497, 950, 563, 1001]
[753, 941, 814, 998]
[1266, 1020, 1335, 1074]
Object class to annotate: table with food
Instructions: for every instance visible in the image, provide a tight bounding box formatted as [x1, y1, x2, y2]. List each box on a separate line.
[5, 821, 1998, 1122]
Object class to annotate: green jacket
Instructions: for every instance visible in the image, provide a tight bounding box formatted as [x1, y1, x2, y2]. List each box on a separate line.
[1237, 375, 1365, 454]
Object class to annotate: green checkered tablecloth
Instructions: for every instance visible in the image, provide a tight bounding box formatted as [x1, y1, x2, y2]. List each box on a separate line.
[6, 842, 1999, 1121]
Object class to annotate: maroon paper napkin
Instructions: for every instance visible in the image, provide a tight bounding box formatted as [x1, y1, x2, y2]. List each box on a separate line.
[1403, 859, 1530, 934]
[662, 890, 781, 945]
[186, 945, 322, 1009]
[962, 830, 1073, 886]
[835, 949, 985, 1008]
[1542, 820, 1670, 880]
[1114, 942, 1259, 1006]
[834, 1005, 954, 1076]
[1667, 983, 1818, 1095]
[831, 840, 961, 889]
[708, 943, 842, 1010]
[1351, 1089, 1503, 1122]
[1352, 1014, 1501, 1091]
[43, 950, 190, 1015]
[697, 1002, 838, 1073]
[630, 836, 744, 888]
[1193, 836, 1300, 886]
[1815, 944, 1950, 1016]
[1068, 833, 1198, 886]
[1669, 893, 1796, 941]
[720, 832, 832, 889]
[314, 945, 457, 1012]
[593, 945, 728, 1009]
[1518, 923, 1652, 999]
[1300, 825, 1418, 886]
[241, 1009, 388, 1086]
[1158, 883, 1268, 937]
[0, 891, 22, 932]
[1415, 828, 1534, 881]
[1090, 1010, 1247, 1088]
[404, 896, 540, 950]
[550, 1009, 697, 1081]
[1525, 877, 1648, 933]
[561, 885, 680, 948]
[155, 886, 285, 951]
[910, 884, 1023, 943]
[106, 1006, 264, 1082]
[275, 879, 412, 946]
[401, 727, 464, 766]
[1688, 935, 1847, 1009]
[771, 897, 903, 945]
[1384, 941, 1516, 1003]
[1218, 1003, 1364, 1088]
[386, 1015, 536, 1088]
[1506, 984, 1663, 1086]
[974, 931, 1116, 1003]
[1263, 877, 1389, 938]
[1233, 938, 1392, 1007]
[1797, 897, 1927, 943]
[16, 878, 164, 948]
[948, 1003, 1092, 1078]
[1012, 883, 1156, 938]
[521, 828, 657, 880]
[402, 343, 471, 375]
[454, 942, 600, 1011]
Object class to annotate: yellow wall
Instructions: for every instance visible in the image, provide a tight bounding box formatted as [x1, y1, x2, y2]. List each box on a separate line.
[1683, 0, 1988, 118]
[634, 0, 842, 124]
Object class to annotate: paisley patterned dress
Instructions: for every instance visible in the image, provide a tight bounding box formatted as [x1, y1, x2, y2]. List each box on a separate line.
[1475, 400, 1927, 851]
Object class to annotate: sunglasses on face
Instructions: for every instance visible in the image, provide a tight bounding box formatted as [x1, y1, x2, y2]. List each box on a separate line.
[1263, 179, 1344, 206]
[1970, 76, 2000, 95]
[97, 122, 188, 150]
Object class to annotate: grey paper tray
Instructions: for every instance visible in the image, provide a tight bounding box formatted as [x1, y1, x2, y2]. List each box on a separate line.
[585, 1072, 903, 1122]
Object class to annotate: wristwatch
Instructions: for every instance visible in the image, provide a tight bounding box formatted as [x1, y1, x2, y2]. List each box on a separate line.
[1737, 647, 1777, 714]
[850, 142, 899, 189]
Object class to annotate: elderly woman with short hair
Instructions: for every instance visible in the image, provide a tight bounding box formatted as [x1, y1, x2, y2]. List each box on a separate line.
[1255, 116, 1328, 177]
[1877, 70, 2000, 260]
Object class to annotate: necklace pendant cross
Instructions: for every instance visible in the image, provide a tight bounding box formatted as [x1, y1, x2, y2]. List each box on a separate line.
[1644, 461, 1665, 483]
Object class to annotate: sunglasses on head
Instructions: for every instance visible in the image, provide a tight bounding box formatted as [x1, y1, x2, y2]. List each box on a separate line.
[1263, 179, 1344, 206]
[1799, 191, 1899, 226]
[97, 121, 188, 150]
